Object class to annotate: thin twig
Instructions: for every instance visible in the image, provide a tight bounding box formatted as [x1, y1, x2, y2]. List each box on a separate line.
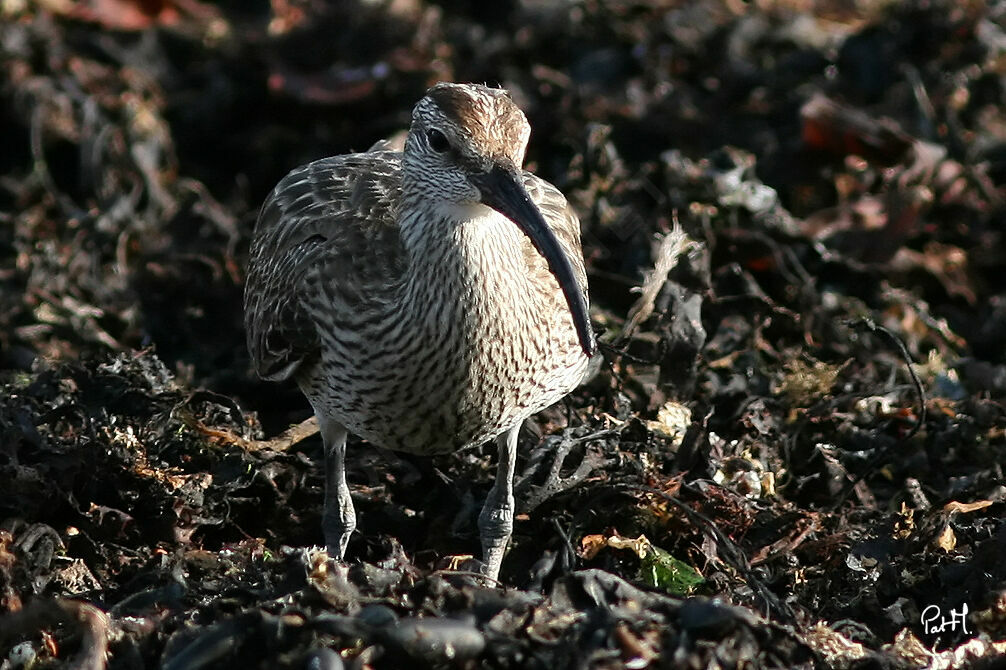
[831, 318, 927, 509]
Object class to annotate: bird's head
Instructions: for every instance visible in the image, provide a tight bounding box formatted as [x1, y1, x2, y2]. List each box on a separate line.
[403, 82, 594, 357]
[404, 82, 530, 204]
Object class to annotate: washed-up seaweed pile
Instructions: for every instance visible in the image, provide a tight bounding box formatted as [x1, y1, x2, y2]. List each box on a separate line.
[1, 1, 1005, 668]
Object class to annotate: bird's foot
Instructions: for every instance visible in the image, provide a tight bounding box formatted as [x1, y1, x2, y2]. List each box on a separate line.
[515, 431, 609, 513]
[479, 544, 506, 585]
[322, 518, 355, 563]
[322, 494, 356, 560]
[478, 497, 513, 586]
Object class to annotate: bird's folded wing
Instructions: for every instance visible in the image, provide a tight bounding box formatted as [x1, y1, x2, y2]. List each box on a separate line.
[244, 154, 403, 381]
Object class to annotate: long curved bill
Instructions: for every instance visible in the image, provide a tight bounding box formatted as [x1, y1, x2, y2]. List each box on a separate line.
[470, 163, 596, 357]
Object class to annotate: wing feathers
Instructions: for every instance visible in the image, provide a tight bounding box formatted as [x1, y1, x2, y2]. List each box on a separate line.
[244, 154, 402, 380]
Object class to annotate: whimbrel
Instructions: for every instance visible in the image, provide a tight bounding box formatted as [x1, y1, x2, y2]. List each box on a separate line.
[244, 82, 595, 581]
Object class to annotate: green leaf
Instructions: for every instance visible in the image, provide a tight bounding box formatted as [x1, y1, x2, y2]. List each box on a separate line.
[639, 544, 704, 595]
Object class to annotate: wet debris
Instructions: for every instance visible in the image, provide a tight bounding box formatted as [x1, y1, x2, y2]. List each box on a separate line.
[2, 0, 1006, 667]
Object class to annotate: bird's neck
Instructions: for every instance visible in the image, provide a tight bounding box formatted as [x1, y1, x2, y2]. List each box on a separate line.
[399, 202, 532, 332]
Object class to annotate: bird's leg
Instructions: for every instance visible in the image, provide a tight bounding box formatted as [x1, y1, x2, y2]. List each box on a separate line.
[318, 415, 355, 559]
[478, 424, 519, 582]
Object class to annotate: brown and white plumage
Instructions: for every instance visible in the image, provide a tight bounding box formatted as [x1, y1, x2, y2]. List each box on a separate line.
[244, 83, 594, 581]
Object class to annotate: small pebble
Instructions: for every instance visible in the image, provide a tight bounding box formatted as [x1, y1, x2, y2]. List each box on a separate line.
[8, 642, 36, 669]
[679, 598, 737, 638]
[383, 616, 485, 662]
[304, 647, 344, 670]
[357, 604, 398, 628]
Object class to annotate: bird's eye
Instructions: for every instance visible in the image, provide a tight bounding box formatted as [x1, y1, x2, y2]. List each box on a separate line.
[426, 128, 450, 153]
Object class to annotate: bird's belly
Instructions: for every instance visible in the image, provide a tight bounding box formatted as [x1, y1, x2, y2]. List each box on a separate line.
[307, 324, 588, 456]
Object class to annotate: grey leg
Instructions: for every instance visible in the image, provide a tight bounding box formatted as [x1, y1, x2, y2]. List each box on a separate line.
[478, 424, 519, 582]
[318, 415, 355, 559]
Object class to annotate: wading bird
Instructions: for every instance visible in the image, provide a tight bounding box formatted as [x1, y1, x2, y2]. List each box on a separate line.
[244, 82, 594, 581]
